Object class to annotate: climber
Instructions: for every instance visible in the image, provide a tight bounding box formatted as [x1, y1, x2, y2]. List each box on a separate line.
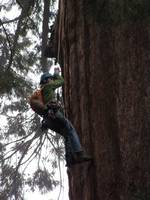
[29, 67, 92, 166]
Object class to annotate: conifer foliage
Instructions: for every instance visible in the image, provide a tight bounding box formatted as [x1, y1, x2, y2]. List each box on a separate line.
[0, 1, 63, 199]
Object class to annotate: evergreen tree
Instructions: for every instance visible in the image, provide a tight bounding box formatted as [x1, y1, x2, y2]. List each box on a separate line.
[0, 1, 64, 199]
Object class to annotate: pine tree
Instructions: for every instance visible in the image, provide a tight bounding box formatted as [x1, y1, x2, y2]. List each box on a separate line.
[0, 1, 64, 199]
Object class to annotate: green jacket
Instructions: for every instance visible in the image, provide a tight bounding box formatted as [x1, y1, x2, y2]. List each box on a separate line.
[42, 74, 64, 105]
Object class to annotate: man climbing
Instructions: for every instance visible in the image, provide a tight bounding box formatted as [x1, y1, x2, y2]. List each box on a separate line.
[29, 67, 91, 167]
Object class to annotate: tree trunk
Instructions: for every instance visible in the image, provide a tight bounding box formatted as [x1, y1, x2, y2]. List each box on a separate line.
[57, 0, 150, 199]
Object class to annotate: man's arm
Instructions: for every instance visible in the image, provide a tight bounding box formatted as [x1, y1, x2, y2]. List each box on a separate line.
[51, 74, 64, 89]
[51, 67, 64, 89]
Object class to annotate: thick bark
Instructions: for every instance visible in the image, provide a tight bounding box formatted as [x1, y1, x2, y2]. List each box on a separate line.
[53, 1, 150, 199]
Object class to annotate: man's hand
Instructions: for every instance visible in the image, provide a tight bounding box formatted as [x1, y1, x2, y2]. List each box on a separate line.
[54, 67, 60, 75]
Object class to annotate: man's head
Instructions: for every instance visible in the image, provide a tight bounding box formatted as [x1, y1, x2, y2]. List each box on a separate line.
[40, 72, 53, 85]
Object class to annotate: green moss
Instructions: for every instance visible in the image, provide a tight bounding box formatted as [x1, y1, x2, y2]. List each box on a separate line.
[84, 0, 150, 25]
[84, 0, 97, 18]
[132, 191, 150, 200]
[128, 184, 150, 200]
[124, 0, 150, 23]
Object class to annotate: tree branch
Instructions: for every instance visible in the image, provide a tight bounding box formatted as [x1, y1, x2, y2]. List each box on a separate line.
[0, 17, 20, 25]
[6, 0, 36, 70]
[0, 19, 12, 57]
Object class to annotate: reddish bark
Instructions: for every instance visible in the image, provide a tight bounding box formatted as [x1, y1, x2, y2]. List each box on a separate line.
[51, 1, 150, 199]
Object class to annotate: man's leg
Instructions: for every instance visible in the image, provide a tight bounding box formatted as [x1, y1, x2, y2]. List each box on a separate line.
[55, 111, 83, 153]
[55, 111, 92, 166]
[44, 111, 92, 166]
[42, 113, 79, 166]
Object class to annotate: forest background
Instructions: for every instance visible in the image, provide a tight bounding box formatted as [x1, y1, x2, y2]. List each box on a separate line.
[0, 0, 68, 200]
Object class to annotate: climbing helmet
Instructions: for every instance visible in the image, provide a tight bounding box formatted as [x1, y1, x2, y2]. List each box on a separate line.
[40, 72, 53, 85]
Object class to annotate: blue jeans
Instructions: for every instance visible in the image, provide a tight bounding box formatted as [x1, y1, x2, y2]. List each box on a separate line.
[43, 110, 82, 153]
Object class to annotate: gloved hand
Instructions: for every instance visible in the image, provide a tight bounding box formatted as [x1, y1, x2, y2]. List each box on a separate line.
[54, 67, 60, 75]
[43, 105, 56, 119]
[47, 109, 56, 118]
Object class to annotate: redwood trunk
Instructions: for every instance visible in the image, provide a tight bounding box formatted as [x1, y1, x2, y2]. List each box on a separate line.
[57, 1, 150, 199]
